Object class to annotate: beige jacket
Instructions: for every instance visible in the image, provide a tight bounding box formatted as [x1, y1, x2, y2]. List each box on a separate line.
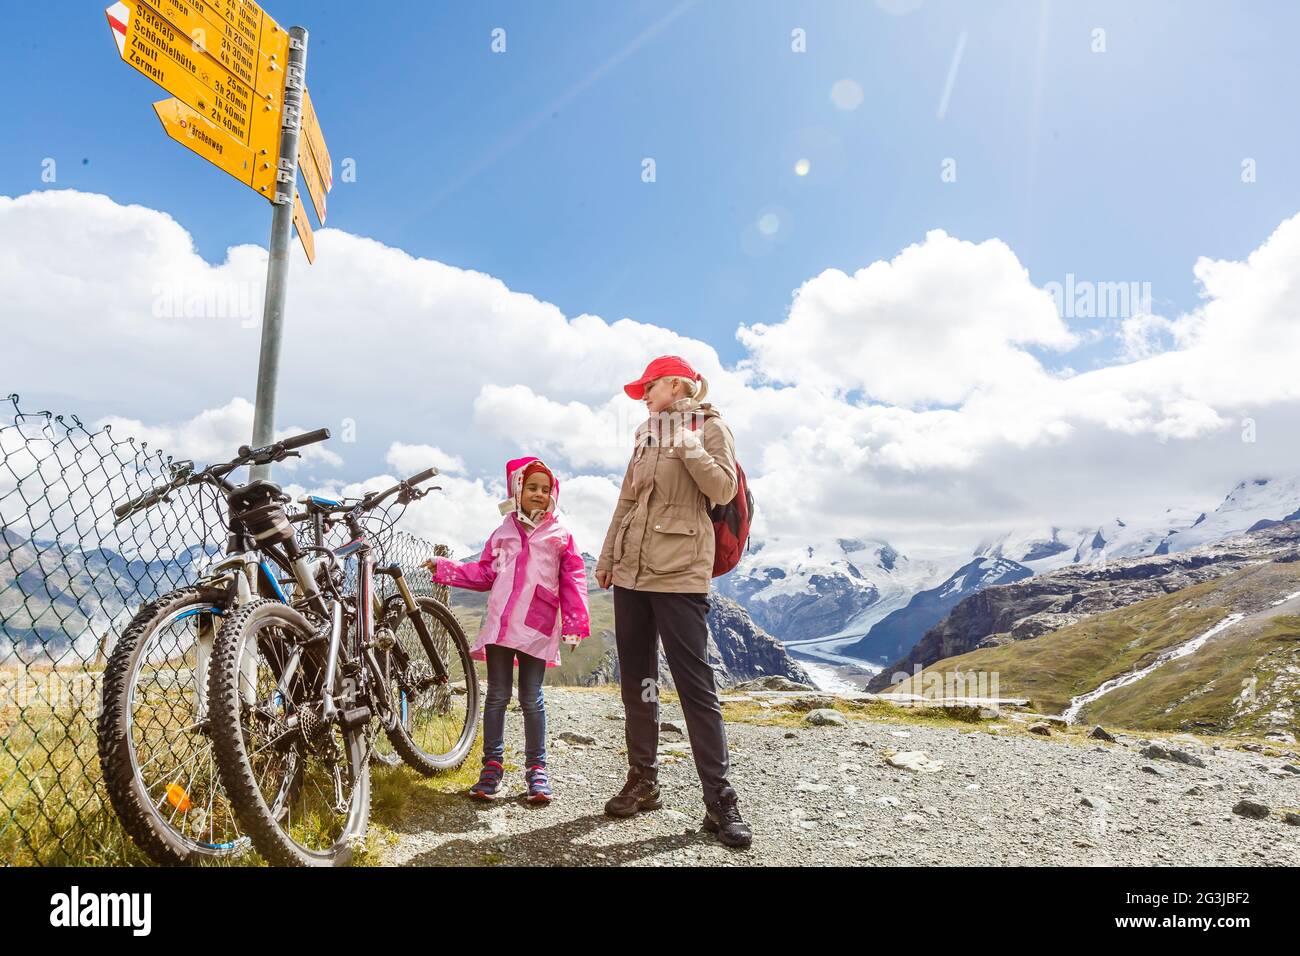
[596, 398, 738, 593]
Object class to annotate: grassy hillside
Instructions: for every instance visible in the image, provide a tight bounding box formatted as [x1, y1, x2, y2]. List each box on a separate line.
[1082, 612, 1300, 734]
[888, 560, 1300, 736]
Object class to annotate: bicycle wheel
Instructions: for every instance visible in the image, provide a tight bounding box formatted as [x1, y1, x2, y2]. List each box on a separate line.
[98, 586, 252, 865]
[379, 595, 479, 775]
[209, 600, 370, 867]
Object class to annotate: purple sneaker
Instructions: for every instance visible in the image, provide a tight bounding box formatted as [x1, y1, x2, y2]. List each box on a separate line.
[525, 764, 552, 803]
[469, 760, 505, 800]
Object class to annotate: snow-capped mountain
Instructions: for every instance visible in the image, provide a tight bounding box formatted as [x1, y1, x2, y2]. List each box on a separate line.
[723, 476, 1300, 674]
[975, 478, 1300, 569]
[714, 535, 965, 667]
[842, 555, 1034, 664]
[1158, 477, 1300, 552]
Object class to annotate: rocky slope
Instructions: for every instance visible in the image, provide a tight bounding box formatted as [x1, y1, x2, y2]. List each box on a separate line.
[0, 527, 214, 662]
[867, 521, 1300, 693]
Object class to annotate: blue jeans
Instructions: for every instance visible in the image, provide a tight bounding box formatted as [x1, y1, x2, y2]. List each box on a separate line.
[482, 644, 548, 768]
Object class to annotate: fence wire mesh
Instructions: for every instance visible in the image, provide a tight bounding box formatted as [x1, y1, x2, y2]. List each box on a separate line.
[0, 394, 447, 865]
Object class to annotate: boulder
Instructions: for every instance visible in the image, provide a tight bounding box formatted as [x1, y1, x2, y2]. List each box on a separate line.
[1232, 799, 1270, 819]
[884, 750, 944, 773]
[1140, 744, 1207, 768]
[804, 708, 849, 727]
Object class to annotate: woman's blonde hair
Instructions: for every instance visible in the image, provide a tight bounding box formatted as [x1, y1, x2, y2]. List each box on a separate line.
[664, 373, 709, 402]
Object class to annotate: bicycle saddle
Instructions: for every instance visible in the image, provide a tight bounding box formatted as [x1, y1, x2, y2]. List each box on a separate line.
[231, 479, 288, 506]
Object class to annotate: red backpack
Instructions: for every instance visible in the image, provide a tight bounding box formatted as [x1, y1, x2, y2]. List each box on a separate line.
[688, 418, 755, 576]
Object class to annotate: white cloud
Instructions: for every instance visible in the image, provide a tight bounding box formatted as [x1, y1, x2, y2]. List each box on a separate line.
[552, 474, 621, 558]
[736, 229, 1077, 406]
[6, 189, 1300, 562]
[472, 384, 634, 471]
[385, 441, 465, 476]
[93, 397, 343, 471]
[285, 470, 503, 560]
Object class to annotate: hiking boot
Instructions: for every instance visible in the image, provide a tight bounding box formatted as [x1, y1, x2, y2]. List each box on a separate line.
[604, 766, 661, 817]
[524, 764, 552, 803]
[468, 760, 505, 799]
[702, 786, 752, 848]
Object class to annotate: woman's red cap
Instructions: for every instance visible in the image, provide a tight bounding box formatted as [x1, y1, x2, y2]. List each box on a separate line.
[623, 354, 700, 400]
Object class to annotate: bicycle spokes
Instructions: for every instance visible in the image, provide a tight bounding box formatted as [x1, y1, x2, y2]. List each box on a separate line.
[233, 618, 361, 857]
[129, 605, 247, 852]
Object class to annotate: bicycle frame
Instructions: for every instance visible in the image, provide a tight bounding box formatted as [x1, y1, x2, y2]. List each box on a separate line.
[189, 510, 339, 717]
[315, 527, 451, 729]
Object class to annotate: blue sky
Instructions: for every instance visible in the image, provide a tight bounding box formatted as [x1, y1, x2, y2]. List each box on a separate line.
[5, 0, 1300, 372]
[4, 1, 1300, 556]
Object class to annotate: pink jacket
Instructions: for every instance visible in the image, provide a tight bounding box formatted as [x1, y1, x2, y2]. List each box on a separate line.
[432, 457, 590, 667]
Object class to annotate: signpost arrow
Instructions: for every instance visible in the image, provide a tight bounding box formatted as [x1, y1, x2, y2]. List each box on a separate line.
[153, 95, 255, 187]
[300, 88, 332, 191]
[127, 0, 288, 96]
[296, 95, 327, 224]
[106, 0, 279, 157]
[291, 191, 315, 263]
[108, 3, 321, 479]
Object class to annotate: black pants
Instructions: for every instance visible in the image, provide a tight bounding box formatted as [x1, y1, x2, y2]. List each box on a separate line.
[613, 585, 733, 802]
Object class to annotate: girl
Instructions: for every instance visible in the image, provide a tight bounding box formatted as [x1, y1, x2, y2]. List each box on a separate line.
[422, 456, 589, 802]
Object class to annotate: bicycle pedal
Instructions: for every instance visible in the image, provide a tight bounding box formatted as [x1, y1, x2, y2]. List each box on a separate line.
[374, 628, 396, 650]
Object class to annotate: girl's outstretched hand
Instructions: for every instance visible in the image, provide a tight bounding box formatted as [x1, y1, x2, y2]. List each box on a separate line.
[420, 558, 437, 576]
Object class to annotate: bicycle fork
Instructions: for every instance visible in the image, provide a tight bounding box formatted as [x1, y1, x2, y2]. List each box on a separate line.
[193, 552, 262, 718]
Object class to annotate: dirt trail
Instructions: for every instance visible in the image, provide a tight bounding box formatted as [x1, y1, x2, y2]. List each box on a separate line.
[374, 687, 1300, 867]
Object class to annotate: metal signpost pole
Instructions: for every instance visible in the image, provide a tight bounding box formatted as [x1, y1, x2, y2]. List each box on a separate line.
[249, 25, 308, 481]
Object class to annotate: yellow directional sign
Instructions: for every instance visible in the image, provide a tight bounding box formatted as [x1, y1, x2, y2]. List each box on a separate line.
[292, 191, 315, 263]
[124, 0, 288, 96]
[153, 96, 254, 184]
[197, 0, 288, 70]
[106, 0, 280, 157]
[301, 88, 332, 191]
[297, 130, 327, 224]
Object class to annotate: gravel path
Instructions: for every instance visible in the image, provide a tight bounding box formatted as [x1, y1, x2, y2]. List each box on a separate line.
[377, 688, 1300, 867]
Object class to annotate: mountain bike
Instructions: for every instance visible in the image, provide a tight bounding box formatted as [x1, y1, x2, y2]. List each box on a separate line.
[207, 468, 479, 866]
[98, 429, 339, 865]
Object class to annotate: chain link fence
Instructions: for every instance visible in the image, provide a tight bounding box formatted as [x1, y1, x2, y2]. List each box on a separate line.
[0, 394, 447, 865]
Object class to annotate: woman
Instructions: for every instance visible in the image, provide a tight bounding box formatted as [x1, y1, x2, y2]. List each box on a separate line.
[594, 354, 752, 848]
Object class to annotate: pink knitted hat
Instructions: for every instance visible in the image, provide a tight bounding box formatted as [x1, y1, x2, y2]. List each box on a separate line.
[498, 456, 559, 515]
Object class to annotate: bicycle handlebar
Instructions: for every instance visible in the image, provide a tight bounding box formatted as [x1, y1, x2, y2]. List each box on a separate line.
[113, 428, 332, 523]
[280, 427, 331, 451]
[236, 427, 332, 464]
[356, 466, 441, 513]
[112, 476, 187, 521]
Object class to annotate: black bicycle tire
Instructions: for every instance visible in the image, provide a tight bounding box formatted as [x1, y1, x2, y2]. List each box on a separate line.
[208, 599, 370, 867]
[97, 585, 246, 865]
[381, 596, 480, 775]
